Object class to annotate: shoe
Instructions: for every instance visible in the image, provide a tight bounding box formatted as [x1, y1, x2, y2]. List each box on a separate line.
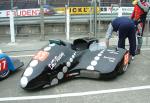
[135, 49, 141, 55]
[131, 56, 134, 60]
[129, 55, 134, 64]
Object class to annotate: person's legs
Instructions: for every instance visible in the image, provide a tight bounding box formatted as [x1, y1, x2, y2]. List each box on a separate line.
[128, 29, 136, 57]
[118, 32, 126, 49]
[118, 26, 127, 49]
[136, 36, 143, 54]
[136, 22, 144, 54]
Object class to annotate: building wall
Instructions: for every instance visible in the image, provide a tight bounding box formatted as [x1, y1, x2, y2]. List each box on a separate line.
[0, 21, 149, 37]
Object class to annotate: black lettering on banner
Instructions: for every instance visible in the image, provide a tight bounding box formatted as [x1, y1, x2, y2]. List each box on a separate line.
[73, 8, 77, 12]
[104, 8, 107, 11]
[84, 8, 87, 12]
[78, 8, 82, 12]
[101, 8, 104, 11]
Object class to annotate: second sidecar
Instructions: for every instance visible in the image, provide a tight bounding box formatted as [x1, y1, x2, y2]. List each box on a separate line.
[0, 53, 24, 80]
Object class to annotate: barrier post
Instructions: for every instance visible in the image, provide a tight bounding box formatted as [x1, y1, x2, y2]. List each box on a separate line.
[10, 0, 15, 43]
[146, 18, 149, 46]
[98, 0, 101, 36]
[40, 0, 45, 40]
[118, 0, 122, 17]
[94, 0, 97, 37]
[89, 5, 93, 34]
[65, 5, 70, 41]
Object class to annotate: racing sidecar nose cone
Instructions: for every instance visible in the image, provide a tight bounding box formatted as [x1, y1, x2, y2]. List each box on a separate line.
[20, 76, 28, 88]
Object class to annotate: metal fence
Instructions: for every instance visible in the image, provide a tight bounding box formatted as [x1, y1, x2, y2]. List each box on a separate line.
[0, 0, 149, 46]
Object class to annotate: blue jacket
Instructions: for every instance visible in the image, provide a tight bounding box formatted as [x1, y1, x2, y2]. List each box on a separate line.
[106, 17, 135, 39]
[112, 17, 135, 32]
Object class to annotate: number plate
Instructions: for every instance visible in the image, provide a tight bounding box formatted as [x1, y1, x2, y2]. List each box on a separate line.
[0, 58, 8, 72]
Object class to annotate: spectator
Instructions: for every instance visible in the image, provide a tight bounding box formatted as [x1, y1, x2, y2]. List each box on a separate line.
[105, 17, 136, 59]
[131, 0, 150, 54]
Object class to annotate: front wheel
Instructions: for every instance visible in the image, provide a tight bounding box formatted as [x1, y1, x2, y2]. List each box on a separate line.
[0, 69, 10, 80]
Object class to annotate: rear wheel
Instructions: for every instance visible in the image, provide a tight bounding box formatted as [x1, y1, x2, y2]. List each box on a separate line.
[117, 51, 129, 74]
[118, 63, 128, 74]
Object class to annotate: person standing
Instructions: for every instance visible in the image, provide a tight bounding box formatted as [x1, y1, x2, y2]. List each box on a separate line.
[105, 17, 136, 59]
[131, 0, 150, 54]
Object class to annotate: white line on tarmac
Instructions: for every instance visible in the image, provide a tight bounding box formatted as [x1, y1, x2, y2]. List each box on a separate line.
[10, 54, 34, 58]
[1, 85, 150, 102]
[141, 48, 150, 51]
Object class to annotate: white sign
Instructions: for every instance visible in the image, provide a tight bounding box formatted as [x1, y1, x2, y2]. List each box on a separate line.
[106, 7, 134, 13]
[0, 7, 134, 18]
[0, 8, 42, 17]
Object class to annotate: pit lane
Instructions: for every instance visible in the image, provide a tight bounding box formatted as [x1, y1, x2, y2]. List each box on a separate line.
[0, 49, 150, 103]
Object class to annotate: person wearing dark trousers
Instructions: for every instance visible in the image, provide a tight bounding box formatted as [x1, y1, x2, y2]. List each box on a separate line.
[105, 17, 136, 59]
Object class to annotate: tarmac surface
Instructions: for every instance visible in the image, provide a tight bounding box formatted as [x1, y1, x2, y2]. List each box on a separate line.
[0, 34, 150, 103]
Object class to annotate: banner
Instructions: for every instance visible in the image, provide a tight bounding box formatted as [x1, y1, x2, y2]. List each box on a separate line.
[0, 8, 41, 17]
[0, 7, 134, 17]
[54, 7, 100, 15]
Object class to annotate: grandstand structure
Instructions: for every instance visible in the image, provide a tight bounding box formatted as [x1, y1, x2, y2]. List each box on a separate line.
[0, 0, 132, 10]
[0, 0, 39, 10]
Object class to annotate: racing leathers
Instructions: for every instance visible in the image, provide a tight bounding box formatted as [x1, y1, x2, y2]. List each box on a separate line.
[131, 0, 150, 54]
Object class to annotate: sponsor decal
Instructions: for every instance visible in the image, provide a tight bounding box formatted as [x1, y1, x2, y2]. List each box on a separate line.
[34, 51, 49, 61]
[103, 56, 115, 62]
[65, 73, 79, 77]
[107, 49, 119, 54]
[48, 52, 65, 70]
[0, 58, 7, 72]
[124, 52, 129, 65]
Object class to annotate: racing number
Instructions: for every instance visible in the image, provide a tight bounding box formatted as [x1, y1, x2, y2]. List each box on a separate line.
[34, 51, 49, 61]
[0, 59, 7, 72]
[124, 52, 129, 65]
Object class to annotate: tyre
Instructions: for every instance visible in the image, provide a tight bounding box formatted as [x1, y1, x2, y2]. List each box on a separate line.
[0, 69, 10, 79]
[118, 63, 128, 74]
[117, 51, 129, 74]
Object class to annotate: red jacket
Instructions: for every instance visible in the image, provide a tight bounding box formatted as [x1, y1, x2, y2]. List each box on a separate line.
[131, 2, 145, 21]
[131, 1, 149, 35]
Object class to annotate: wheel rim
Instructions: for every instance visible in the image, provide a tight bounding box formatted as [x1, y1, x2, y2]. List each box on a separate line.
[123, 64, 128, 72]
[0, 69, 10, 78]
